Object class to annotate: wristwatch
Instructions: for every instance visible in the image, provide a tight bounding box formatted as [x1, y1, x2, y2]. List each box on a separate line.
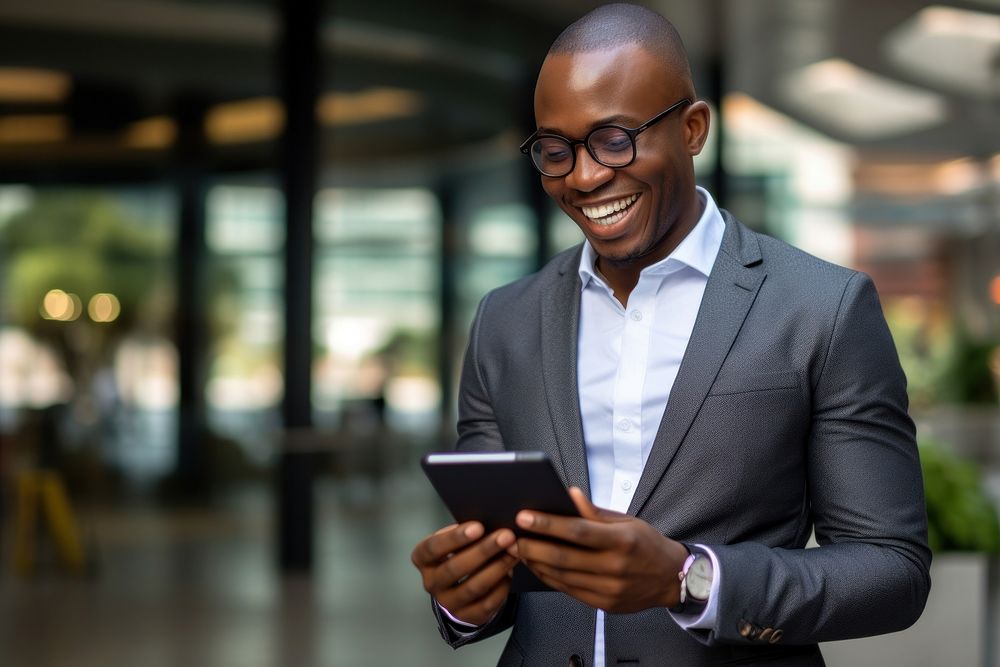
[674, 549, 713, 615]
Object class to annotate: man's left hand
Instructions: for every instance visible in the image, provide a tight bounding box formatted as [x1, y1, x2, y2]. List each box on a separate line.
[512, 487, 690, 614]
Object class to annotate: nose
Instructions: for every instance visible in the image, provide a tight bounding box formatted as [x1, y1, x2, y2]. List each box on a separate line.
[563, 145, 614, 192]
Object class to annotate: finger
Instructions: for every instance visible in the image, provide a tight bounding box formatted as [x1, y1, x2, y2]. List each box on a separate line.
[522, 563, 620, 612]
[568, 486, 627, 521]
[569, 486, 599, 519]
[515, 536, 608, 574]
[432, 523, 459, 536]
[515, 510, 619, 549]
[427, 529, 516, 592]
[441, 553, 516, 621]
[411, 522, 485, 567]
[448, 564, 514, 626]
[528, 560, 621, 596]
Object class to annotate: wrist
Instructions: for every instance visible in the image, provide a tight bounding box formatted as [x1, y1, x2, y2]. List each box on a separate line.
[662, 541, 691, 608]
[671, 544, 713, 615]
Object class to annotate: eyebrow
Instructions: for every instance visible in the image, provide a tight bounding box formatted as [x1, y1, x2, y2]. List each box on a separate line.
[536, 114, 640, 137]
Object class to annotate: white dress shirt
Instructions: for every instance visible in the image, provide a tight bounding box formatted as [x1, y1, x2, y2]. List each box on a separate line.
[578, 186, 724, 667]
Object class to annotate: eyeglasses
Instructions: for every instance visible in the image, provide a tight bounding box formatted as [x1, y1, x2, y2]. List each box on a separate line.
[520, 98, 692, 178]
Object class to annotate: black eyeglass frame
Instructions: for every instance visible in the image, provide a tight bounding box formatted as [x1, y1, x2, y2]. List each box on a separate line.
[519, 98, 692, 177]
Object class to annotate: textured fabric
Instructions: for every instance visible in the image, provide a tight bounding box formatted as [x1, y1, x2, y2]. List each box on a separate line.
[434, 210, 930, 665]
[578, 187, 725, 666]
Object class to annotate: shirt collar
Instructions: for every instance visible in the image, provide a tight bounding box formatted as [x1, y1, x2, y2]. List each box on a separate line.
[577, 186, 725, 290]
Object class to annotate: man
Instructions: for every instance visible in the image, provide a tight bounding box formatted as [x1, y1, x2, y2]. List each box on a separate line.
[411, 4, 930, 665]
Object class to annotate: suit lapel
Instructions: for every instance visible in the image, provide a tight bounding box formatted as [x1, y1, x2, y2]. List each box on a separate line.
[627, 214, 766, 517]
[540, 248, 591, 497]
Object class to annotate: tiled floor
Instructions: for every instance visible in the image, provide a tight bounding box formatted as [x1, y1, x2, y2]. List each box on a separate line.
[0, 469, 508, 666]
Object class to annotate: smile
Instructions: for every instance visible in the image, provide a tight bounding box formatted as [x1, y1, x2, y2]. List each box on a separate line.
[580, 194, 639, 226]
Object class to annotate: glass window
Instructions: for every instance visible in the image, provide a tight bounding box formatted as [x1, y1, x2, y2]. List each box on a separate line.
[313, 188, 439, 435]
[204, 184, 285, 466]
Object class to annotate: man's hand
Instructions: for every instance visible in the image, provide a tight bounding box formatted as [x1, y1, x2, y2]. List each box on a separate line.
[411, 522, 518, 626]
[511, 487, 689, 614]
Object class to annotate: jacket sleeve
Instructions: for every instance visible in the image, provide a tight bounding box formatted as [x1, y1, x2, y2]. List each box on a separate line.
[699, 272, 931, 646]
[431, 290, 521, 647]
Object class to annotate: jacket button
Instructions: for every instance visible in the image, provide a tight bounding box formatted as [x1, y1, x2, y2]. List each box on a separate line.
[568, 654, 584, 667]
[769, 629, 784, 644]
[738, 620, 754, 638]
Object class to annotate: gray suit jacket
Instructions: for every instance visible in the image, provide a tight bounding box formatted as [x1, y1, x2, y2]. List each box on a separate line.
[433, 211, 931, 666]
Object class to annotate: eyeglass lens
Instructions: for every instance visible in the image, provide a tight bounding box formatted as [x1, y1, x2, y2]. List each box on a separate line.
[530, 126, 636, 177]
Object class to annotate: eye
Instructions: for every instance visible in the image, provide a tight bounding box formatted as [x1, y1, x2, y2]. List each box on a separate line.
[596, 131, 632, 154]
[536, 139, 571, 163]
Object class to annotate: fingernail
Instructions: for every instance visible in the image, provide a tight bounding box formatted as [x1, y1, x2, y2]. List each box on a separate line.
[496, 530, 515, 548]
[463, 523, 483, 540]
[516, 512, 533, 528]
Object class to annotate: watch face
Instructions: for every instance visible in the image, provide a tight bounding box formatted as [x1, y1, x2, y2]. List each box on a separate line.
[687, 556, 713, 601]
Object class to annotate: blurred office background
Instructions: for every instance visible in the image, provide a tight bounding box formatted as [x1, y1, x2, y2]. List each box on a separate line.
[0, 0, 998, 665]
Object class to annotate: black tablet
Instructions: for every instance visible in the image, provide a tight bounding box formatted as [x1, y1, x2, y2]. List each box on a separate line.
[421, 451, 580, 592]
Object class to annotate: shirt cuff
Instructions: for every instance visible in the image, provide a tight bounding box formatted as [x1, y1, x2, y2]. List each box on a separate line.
[668, 544, 721, 631]
[437, 600, 482, 636]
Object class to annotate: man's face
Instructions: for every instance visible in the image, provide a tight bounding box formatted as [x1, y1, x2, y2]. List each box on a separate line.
[533, 45, 707, 269]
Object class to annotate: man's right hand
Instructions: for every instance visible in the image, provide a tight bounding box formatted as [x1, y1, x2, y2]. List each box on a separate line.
[411, 522, 518, 627]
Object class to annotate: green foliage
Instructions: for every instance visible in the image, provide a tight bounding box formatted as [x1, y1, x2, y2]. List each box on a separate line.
[885, 302, 999, 408]
[935, 335, 999, 406]
[0, 190, 172, 331]
[920, 440, 1000, 553]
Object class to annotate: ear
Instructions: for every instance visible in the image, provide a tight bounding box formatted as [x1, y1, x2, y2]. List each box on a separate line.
[682, 100, 711, 156]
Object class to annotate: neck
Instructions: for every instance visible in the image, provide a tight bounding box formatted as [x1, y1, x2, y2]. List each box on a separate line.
[594, 257, 641, 306]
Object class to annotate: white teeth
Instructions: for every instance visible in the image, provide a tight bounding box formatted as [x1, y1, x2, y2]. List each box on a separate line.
[581, 194, 639, 224]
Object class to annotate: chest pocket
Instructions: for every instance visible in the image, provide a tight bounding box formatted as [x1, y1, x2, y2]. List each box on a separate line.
[707, 370, 800, 396]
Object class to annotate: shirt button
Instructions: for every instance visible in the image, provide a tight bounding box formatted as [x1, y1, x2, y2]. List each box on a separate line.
[617, 418, 631, 432]
[630, 309, 642, 321]
[621, 480, 633, 491]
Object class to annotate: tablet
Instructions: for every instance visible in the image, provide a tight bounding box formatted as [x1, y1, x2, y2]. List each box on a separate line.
[421, 451, 579, 592]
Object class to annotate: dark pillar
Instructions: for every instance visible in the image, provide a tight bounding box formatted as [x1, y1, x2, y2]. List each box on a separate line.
[707, 55, 727, 211]
[436, 179, 458, 436]
[707, 0, 728, 211]
[173, 94, 209, 498]
[517, 67, 551, 269]
[277, 0, 320, 573]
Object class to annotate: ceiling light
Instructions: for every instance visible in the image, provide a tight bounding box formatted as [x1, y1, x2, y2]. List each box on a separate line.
[317, 88, 424, 126]
[205, 97, 284, 145]
[779, 58, 946, 140]
[123, 116, 176, 149]
[0, 115, 68, 143]
[885, 5, 1000, 98]
[0, 68, 70, 103]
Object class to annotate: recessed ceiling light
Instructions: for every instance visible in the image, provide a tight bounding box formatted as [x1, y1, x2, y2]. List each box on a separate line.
[123, 116, 177, 150]
[779, 58, 946, 140]
[885, 5, 1000, 98]
[0, 115, 68, 143]
[316, 88, 424, 126]
[204, 98, 284, 145]
[0, 68, 70, 103]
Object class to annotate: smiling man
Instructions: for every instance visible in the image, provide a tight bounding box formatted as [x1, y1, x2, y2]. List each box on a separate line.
[411, 4, 930, 665]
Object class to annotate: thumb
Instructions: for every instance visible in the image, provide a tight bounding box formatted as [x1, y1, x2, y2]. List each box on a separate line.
[568, 486, 628, 522]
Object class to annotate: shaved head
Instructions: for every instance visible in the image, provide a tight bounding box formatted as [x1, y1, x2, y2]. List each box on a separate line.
[548, 3, 695, 97]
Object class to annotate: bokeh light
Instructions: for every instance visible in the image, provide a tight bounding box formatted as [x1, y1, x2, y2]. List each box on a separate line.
[40, 289, 82, 321]
[88, 293, 121, 323]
